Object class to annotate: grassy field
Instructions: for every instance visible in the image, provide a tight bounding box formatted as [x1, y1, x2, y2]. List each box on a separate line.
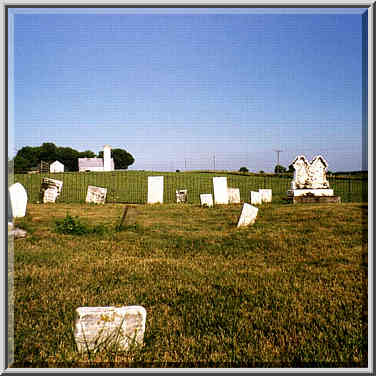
[13, 170, 368, 204]
[10, 201, 367, 368]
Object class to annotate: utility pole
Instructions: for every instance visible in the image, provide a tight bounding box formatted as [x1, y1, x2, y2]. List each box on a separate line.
[274, 150, 283, 166]
[213, 154, 216, 170]
[185, 160, 187, 170]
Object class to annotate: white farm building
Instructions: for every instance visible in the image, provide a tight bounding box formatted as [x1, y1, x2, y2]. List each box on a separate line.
[50, 160, 65, 173]
[78, 145, 115, 172]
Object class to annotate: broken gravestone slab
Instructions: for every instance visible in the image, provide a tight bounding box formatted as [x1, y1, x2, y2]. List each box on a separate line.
[40, 178, 63, 203]
[147, 176, 164, 204]
[250, 191, 262, 205]
[9, 183, 28, 218]
[74, 306, 147, 353]
[259, 189, 272, 203]
[86, 185, 107, 204]
[9, 227, 27, 238]
[176, 189, 188, 203]
[228, 188, 241, 204]
[237, 203, 258, 227]
[213, 177, 229, 204]
[200, 194, 213, 208]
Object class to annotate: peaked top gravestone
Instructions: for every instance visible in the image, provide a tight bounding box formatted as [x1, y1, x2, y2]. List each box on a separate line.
[9, 183, 28, 218]
[213, 177, 229, 204]
[291, 155, 330, 190]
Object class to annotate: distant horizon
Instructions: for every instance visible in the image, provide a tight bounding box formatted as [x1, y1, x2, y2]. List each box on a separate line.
[8, 7, 368, 173]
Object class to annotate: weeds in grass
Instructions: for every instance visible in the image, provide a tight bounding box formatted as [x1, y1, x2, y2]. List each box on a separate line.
[55, 213, 111, 236]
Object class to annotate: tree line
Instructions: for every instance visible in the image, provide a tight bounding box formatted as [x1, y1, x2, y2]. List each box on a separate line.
[13, 143, 135, 173]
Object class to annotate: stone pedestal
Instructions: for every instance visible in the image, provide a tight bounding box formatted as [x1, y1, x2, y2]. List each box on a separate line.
[291, 195, 341, 204]
[287, 189, 334, 197]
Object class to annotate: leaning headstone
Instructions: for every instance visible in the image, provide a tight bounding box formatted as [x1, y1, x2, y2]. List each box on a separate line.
[213, 177, 229, 204]
[74, 306, 147, 353]
[237, 203, 258, 227]
[86, 185, 107, 204]
[259, 189, 272, 203]
[40, 178, 63, 203]
[228, 188, 241, 204]
[200, 194, 213, 208]
[9, 183, 28, 218]
[176, 189, 188, 203]
[250, 191, 262, 205]
[147, 176, 164, 204]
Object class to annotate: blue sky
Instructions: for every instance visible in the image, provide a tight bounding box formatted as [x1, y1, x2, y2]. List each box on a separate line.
[8, 7, 368, 172]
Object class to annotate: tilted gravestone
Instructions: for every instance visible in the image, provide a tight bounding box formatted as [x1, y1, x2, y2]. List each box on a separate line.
[259, 189, 272, 203]
[213, 177, 229, 204]
[74, 306, 146, 353]
[147, 176, 164, 204]
[200, 194, 213, 207]
[9, 183, 28, 218]
[40, 178, 63, 203]
[237, 203, 258, 227]
[176, 189, 188, 203]
[228, 188, 241, 204]
[86, 185, 107, 204]
[250, 191, 262, 205]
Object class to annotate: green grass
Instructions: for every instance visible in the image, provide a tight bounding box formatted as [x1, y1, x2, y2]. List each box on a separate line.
[10, 202, 367, 367]
[12, 170, 367, 204]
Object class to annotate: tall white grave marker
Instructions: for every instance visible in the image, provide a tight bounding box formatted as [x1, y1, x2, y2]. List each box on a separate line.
[147, 176, 164, 204]
[228, 188, 241, 204]
[213, 177, 229, 204]
[9, 183, 28, 218]
[259, 189, 272, 203]
[250, 191, 262, 205]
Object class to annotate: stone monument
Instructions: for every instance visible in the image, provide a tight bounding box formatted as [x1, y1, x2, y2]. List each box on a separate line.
[259, 189, 272, 203]
[176, 189, 188, 203]
[213, 177, 229, 204]
[74, 306, 146, 353]
[9, 183, 28, 218]
[287, 155, 340, 203]
[147, 176, 164, 204]
[250, 191, 262, 205]
[40, 178, 63, 203]
[237, 203, 258, 227]
[228, 188, 241, 204]
[86, 185, 107, 204]
[200, 194, 213, 207]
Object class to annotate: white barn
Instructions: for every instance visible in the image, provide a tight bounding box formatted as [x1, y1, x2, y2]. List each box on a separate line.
[50, 160, 65, 173]
[78, 145, 115, 172]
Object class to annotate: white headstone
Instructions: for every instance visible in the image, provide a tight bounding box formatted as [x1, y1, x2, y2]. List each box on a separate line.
[176, 189, 187, 203]
[250, 191, 262, 205]
[200, 194, 213, 207]
[213, 177, 229, 204]
[86, 185, 107, 204]
[228, 188, 241, 204]
[74, 306, 146, 353]
[259, 189, 272, 203]
[147, 176, 164, 204]
[9, 183, 28, 218]
[41, 178, 63, 203]
[237, 203, 258, 227]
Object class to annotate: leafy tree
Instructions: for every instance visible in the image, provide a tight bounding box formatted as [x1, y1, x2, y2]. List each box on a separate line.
[239, 167, 249, 173]
[288, 164, 294, 173]
[259, 170, 265, 174]
[13, 155, 30, 173]
[39, 142, 58, 162]
[98, 148, 135, 170]
[274, 164, 287, 174]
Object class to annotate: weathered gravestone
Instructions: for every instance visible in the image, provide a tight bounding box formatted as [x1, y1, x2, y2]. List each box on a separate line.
[147, 176, 164, 204]
[176, 189, 188, 203]
[250, 191, 262, 205]
[9, 183, 27, 218]
[288, 155, 338, 203]
[40, 178, 63, 203]
[213, 177, 229, 205]
[86, 185, 107, 204]
[228, 188, 241, 204]
[200, 194, 213, 208]
[259, 189, 272, 203]
[74, 306, 146, 353]
[237, 203, 258, 227]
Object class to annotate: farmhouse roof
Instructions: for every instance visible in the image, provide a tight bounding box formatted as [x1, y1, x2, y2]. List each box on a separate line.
[51, 160, 64, 166]
[78, 158, 104, 168]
